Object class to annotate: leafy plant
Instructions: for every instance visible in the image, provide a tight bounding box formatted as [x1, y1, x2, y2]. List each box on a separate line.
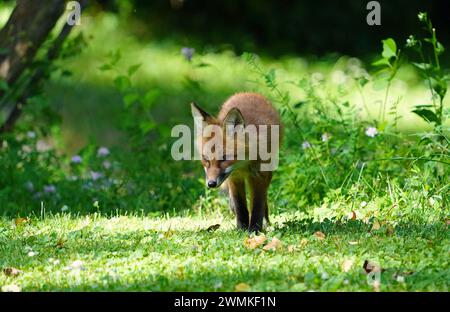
[405, 12, 448, 127]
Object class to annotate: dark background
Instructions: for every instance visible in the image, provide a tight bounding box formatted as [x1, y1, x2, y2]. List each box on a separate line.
[94, 0, 450, 57]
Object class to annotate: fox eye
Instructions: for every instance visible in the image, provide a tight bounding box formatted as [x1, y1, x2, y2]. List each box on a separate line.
[202, 156, 210, 167]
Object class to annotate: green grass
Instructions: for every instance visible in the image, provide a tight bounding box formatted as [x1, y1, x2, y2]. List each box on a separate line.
[0, 212, 448, 291]
[0, 9, 449, 292]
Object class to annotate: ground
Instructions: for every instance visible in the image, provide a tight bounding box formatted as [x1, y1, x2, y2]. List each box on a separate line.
[1, 212, 448, 291]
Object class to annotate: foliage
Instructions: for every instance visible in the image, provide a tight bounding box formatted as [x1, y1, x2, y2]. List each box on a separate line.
[0, 7, 448, 291]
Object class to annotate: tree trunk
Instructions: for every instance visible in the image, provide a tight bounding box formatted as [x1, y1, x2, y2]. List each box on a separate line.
[0, 0, 87, 133]
[0, 0, 66, 88]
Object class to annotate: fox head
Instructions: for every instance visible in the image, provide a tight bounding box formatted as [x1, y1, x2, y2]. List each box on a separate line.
[191, 102, 248, 189]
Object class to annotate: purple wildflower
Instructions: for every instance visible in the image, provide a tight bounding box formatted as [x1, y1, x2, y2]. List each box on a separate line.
[181, 47, 195, 62]
[71, 155, 82, 164]
[302, 141, 312, 149]
[44, 185, 56, 193]
[97, 147, 110, 157]
[90, 171, 103, 181]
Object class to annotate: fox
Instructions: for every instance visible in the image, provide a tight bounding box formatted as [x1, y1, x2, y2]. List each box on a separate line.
[191, 92, 283, 232]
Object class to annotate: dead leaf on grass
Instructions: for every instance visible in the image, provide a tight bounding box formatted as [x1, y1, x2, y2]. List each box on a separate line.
[3, 267, 22, 277]
[15, 217, 29, 227]
[205, 224, 220, 232]
[341, 259, 354, 272]
[263, 237, 282, 251]
[235, 282, 250, 292]
[314, 231, 326, 240]
[244, 234, 267, 249]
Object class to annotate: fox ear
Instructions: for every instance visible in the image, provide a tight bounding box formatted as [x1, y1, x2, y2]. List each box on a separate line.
[191, 102, 212, 121]
[223, 108, 245, 127]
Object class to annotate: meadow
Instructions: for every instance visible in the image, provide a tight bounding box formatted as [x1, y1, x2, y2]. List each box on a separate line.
[0, 10, 449, 291]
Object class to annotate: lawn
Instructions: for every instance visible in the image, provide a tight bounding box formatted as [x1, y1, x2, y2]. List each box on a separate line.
[0, 8, 449, 293]
[0, 212, 448, 291]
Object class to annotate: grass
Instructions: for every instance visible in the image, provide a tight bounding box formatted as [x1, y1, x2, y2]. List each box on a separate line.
[0, 9, 449, 292]
[0, 212, 448, 291]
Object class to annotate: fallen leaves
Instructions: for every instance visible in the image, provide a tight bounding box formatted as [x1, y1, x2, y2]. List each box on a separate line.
[3, 267, 22, 277]
[262, 237, 282, 251]
[234, 282, 250, 292]
[244, 234, 267, 249]
[371, 220, 381, 231]
[314, 231, 326, 240]
[205, 224, 220, 232]
[341, 259, 354, 272]
[14, 217, 29, 227]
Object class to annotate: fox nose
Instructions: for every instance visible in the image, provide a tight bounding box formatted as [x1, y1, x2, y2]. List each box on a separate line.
[207, 180, 217, 188]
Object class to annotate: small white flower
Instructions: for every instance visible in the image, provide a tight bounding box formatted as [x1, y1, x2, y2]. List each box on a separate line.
[28, 251, 37, 257]
[311, 72, 324, 84]
[365, 127, 378, 138]
[321, 133, 330, 142]
[97, 147, 110, 157]
[321, 272, 329, 280]
[61, 205, 69, 212]
[103, 160, 112, 169]
[302, 141, 311, 149]
[27, 131, 36, 139]
[360, 201, 368, 208]
[396, 275, 405, 283]
[68, 260, 84, 271]
[331, 70, 347, 85]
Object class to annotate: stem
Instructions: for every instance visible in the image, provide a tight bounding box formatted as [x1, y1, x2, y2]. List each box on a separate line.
[355, 81, 372, 121]
[380, 79, 391, 125]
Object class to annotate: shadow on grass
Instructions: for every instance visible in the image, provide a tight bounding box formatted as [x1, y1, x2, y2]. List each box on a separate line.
[274, 218, 447, 240]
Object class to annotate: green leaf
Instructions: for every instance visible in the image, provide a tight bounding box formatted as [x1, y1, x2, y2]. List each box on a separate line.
[411, 62, 433, 72]
[139, 121, 156, 134]
[372, 58, 390, 67]
[98, 64, 113, 71]
[109, 50, 121, 66]
[293, 101, 307, 109]
[412, 108, 439, 123]
[0, 79, 8, 91]
[430, 77, 447, 100]
[381, 38, 397, 59]
[123, 92, 139, 108]
[114, 75, 131, 92]
[195, 62, 211, 68]
[127, 64, 142, 77]
[358, 77, 369, 87]
[0, 48, 9, 55]
[143, 89, 160, 108]
[436, 42, 445, 55]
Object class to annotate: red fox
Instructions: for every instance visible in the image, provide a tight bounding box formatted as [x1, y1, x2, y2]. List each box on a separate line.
[191, 92, 283, 232]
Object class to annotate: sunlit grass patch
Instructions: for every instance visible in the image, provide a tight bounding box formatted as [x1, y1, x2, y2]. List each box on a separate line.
[0, 213, 448, 291]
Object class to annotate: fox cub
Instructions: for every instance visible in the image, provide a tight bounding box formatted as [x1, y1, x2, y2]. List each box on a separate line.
[191, 92, 283, 232]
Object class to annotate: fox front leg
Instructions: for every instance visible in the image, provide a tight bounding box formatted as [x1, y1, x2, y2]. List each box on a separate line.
[228, 179, 249, 230]
[248, 172, 272, 233]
